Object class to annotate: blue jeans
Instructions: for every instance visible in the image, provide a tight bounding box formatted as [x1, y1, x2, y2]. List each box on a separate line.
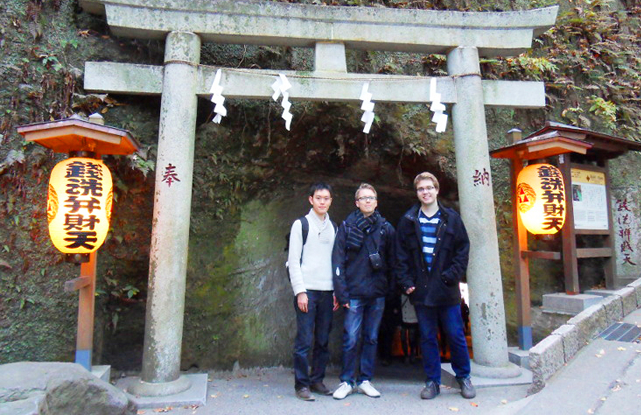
[340, 297, 385, 385]
[293, 290, 334, 390]
[414, 303, 471, 384]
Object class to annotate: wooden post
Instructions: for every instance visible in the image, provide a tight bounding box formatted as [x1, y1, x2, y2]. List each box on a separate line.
[603, 159, 617, 289]
[512, 159, 533, 350]
[508, 129, 532, 350]
[559, 154, 580, 294]
[75, 251, 97, 371]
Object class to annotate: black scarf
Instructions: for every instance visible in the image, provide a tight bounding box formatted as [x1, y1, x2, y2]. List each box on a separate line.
[346, 210, 381, 250]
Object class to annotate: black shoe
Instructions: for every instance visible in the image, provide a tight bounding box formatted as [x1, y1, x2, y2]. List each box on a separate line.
[420, 381, 440, 400]
[296, 387, 316, 401]
[457, 377, 476, 399]
[310, 382, 332, 396]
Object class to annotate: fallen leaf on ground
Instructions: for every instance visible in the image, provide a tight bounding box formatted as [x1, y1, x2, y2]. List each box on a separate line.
[153, 408, 172, 413]
[210, 394, 218, 398]
[344, 402, 351, 406]
[612, 385, 622, 392]
[263, 384, 269, 387]
[208, 378, 212, 382]
[137, 411, 146, 415]
[243, 394, 249, 398]
[277, 395, 282, 399]
[448, 407, 459, 412]
[588, 409, 594, 414]
[600, 397, 607, 401]
[184, 404, 199, 409]
[501, 399, 508, 404]
[470, 402, 479, 407]
[617, 347, 627, 351]
[0, 260, 12, 269]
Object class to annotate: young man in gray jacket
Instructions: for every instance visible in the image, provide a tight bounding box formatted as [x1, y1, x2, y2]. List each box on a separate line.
[288, 182, 338, 401]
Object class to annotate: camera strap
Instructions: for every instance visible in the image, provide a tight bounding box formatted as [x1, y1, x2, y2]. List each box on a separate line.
[364, 221, 384, 256]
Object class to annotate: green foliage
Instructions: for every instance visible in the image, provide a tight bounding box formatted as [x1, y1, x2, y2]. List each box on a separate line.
[588, 96, 617, 129]
[478, 3, 641, 138]
[510, 56, 558, 80]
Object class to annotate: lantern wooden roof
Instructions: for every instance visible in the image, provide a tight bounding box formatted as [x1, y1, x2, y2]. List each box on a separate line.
[530, 121, 641, 157]
[17, 115, 140, 156]
[491, 124, 593, 161]
[493, 121, 641, 161]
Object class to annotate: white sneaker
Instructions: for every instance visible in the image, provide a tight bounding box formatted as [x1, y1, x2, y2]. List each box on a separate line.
[357, 380, 381, 398]
[332, 382, 354, 400]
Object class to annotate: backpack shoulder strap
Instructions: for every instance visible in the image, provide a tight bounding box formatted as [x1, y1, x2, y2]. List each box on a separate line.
[331, 220, 338, 234]
[300, 216, 309, 247]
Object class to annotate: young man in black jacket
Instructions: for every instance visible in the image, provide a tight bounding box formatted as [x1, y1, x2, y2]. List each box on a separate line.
[395, 172, 476, 400]
[331, 183, 395, 400]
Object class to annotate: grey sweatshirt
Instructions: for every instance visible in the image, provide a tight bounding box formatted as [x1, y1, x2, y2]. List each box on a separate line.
[288, 209, 335, 296]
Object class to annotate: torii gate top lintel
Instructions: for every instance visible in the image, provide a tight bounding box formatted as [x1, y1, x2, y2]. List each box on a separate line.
[80, 0, 558, 56]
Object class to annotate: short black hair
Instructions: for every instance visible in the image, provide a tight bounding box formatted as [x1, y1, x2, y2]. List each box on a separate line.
[309, 182, 333, 198]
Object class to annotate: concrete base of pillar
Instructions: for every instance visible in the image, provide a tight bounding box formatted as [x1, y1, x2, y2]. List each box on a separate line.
[117, 373, 207, 408]
[442, 362, 530, 388]
[542, 293, 603, 315]
[508, 347, 530, 370]
[469, 361, 522, 379]
[127, 374, 192, 397]
[91, 365, 111, 382]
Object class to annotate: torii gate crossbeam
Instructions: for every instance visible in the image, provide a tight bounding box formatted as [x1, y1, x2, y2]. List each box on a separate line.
[82, 0, 558, 397]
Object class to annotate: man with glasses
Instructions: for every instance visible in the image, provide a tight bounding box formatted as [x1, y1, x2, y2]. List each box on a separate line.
[288, 182, 338, 401]
[331, 183, 396, 400]
[395, 172, 476, 400]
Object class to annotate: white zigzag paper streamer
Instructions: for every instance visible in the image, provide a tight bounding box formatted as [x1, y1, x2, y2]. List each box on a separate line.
[359, 82, 375, 134]
[429, 78, 448, 133]
[209, 69, 227, 124]
[271, 74, 293, 131]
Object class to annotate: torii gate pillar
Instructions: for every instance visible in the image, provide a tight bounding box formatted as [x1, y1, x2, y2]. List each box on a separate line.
[448, 47, 520, 377]
[128, 31, 201, 396]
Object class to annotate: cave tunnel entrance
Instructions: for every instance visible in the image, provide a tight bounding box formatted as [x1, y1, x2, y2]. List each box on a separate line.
[277, 142, 473, 379]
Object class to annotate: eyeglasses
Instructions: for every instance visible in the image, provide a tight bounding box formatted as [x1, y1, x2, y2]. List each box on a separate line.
[357, 196, 377, 202]
[416, 186, 436, 193]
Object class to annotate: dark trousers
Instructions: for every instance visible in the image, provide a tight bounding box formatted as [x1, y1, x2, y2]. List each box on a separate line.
[293, 290, 334, 390]
[414, 303, 471, 384]
[340, 297, 385, 385]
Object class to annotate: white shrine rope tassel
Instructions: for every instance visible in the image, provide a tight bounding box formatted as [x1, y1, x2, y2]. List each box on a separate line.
[209, 69, 227, 124]
[359, 82, 375, 134]
[271, 74, 293, 131]
[429, 78, 448, 133]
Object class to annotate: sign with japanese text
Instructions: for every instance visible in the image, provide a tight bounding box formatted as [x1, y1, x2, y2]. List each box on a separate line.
[47, 157, 113, 254]
[571, 169, 608, 230]
[516, 163, 566, 235]
[613, 190, 639, 271]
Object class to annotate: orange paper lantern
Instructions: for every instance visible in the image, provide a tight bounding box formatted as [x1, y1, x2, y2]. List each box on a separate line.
[516, 163, 566, 235]
[47, 157, 113, 254]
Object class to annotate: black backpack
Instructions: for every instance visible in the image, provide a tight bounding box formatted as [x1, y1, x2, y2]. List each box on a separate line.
[284, 216, 337, 279]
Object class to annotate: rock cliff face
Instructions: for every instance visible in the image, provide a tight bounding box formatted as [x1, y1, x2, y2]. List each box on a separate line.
[1, 0, 640, 370]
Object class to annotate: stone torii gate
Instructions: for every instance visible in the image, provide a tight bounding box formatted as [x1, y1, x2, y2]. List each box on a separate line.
[81, 0, 558, 396]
